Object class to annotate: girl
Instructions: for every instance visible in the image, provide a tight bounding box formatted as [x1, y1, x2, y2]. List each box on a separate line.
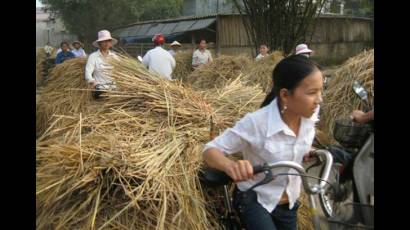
[203, 55, 323, 230]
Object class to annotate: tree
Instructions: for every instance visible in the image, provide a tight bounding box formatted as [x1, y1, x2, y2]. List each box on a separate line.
[230, 0, 328, 55]
[41, 0, 183, 47]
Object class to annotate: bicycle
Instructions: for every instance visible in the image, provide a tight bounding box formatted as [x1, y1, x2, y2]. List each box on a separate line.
[199, 149, 334, 230]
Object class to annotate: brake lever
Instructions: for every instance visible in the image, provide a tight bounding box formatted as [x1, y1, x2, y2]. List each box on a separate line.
[246, 166, 275, 192]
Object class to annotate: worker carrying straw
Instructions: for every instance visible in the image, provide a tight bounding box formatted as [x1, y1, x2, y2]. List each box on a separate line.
[203, 55, 323, 230]
[142, 34, 176, 80]
[85, 30, 118, 99]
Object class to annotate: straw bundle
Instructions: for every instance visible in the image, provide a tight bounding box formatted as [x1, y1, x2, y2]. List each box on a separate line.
[297, 192, 314, 230]
[36, 48, 47, 85]
[243, 51, 285, 93]
[172, 51, 193, 82]
[37, 55, 219, 230]
[204, 76, 266, 129]
[36, 57, 97, 136]
[186, 55, 252, 89]
[37, 48, 57, 86]
[318, 49, 374, 144]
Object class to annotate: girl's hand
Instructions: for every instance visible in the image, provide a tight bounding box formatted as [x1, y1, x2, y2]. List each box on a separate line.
[224, 160, 254, 182]
[303, 148, 317, 163]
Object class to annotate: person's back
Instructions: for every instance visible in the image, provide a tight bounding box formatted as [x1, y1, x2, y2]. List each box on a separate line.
[142, 46, 176, 80]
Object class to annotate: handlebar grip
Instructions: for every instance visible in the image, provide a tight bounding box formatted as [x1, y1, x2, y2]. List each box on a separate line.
[253, 165, 266, 174]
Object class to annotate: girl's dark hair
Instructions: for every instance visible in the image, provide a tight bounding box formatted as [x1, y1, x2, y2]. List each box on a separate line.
[261, 55, 321, 108]
[198, 38, 206, 44]
[60, 41, 69, 47]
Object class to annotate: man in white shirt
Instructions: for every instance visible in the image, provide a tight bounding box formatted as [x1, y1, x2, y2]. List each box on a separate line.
[85, 30, 119, 99]
[192, 39, 213, 68]
[168, 41, 182, 57]
[142, 34, 176, 80]
[71, 41, 87, 58]
[255, 44, 270, 61]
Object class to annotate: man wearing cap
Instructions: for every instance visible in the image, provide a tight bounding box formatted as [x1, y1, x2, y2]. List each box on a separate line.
[85, 30, 119, 99]
[71, 41, 87, 58]
[295, 44, 314, 58]
[142, 34, 176, 80]
[168, 41, 182, 57]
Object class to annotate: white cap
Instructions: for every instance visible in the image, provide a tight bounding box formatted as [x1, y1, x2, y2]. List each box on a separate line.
[170, 41, 182, 47]
[295, 44, 313, 55]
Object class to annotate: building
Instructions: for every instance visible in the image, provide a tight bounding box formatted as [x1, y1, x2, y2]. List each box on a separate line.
[113, 13, 373, 65]
[36, 7, 78, 49]
[182, 0, 239, 16]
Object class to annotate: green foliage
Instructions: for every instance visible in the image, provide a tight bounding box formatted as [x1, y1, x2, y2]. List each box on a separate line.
[41, 0, 183, 44]
[231, 0, 328, 55]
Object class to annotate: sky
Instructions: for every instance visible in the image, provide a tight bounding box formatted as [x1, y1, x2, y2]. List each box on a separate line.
[36, 0, 43, 7]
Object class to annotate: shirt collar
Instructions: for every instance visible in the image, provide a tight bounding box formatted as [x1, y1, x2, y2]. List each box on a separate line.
[266, 98, 318, 137]
[98, 49, 113, 57]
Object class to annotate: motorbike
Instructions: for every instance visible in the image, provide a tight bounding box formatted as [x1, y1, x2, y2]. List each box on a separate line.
[312, 80, 374, 229]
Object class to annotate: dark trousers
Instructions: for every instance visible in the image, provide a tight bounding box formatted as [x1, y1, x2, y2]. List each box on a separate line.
[233, 188, 299, 230]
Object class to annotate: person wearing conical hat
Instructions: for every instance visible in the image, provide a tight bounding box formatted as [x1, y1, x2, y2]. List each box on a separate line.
[168, 41, 182, 57]
[85, 30, 119, 99]
[71, 41, 87, 58]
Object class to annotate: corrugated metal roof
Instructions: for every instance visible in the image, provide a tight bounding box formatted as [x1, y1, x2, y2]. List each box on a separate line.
[113, 17, 216, 39]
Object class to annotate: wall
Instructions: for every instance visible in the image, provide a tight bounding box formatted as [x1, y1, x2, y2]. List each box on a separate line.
[309, 15, 373, 65]
[217, 14, 373, 65]
[117, 14, 373, 65]
[36, 7, 78, 48]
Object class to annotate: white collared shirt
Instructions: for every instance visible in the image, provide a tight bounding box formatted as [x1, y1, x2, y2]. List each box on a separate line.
[72, 48, 87, 58]
[192, 49, 213, 66]
[142, 46, 176, 80]
[85, 50, 118, 89]
[255, 53, 268, 61]
[204, 98, 319, 212]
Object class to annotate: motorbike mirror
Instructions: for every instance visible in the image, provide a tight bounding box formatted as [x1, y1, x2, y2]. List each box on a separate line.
[137, 56, 143, 62]
[352, 80, 368, 102]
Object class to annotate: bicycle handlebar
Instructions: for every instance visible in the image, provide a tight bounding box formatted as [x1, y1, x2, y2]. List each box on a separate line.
[251, 149, 332, 194]
[202, 149, 333, 194]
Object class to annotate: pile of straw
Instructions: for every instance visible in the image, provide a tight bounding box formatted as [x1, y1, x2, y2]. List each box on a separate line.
[297, 192, 314, 230]
[173, 51, 193, 82]
[36, 55, 219, 230]
[36, 48, 57, 86]
[243, 51, 285, 93]
[36, 48, 47, 85]
[318, 49, 374, 144]
[36, 54, 314, 230]
[204, 76, 266, 129]
[36, 57, 96, 136]
[186, 55, 252, 89]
